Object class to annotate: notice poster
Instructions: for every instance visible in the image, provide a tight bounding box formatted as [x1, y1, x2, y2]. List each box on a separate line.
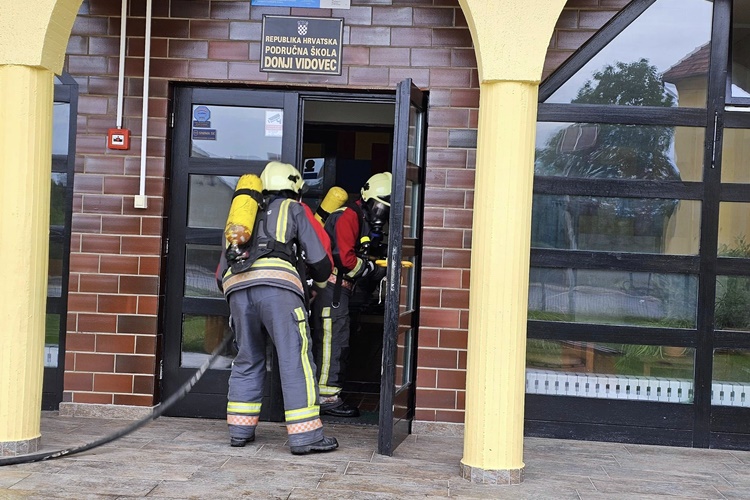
[265, 110, 283, 137]
[251, 0, 350, 8]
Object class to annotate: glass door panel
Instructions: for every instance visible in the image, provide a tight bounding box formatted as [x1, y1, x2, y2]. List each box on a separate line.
[713, 349, 750, 406]
[187, 175, 240, 228]
[526, 340, 696, 403]
[529, 267, 699, 328]
[728, 0, 750, 104]
[190, 105, 283, 160]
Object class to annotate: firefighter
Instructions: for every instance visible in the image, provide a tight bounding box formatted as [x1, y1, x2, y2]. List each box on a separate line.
[311, 172, 392, 417]
[221, 161, 338, 455]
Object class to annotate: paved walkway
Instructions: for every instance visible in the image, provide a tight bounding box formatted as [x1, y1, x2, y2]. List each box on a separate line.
[1, 412, 750, 498]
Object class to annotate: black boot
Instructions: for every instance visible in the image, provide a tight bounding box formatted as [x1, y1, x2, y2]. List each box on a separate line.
[290, 436, 339, 455]
[321, 401, 360, 418]
[230, 435, 255, 447]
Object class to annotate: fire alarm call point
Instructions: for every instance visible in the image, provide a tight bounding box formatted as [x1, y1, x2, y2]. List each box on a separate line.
[107, 128, 130, 150]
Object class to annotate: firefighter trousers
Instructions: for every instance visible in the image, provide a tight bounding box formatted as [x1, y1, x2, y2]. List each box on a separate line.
[227, 285, 324, 447]
[311, 283, 352, 399]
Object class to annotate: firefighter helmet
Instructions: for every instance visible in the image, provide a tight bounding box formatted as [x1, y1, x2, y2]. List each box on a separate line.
[361, 172, 392, 206]
[361, 172, 392, 228]
[260, 161, 305, 194]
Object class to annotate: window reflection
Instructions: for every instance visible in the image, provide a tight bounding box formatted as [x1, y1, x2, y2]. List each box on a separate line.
[181, 314, 234, 369]
[48, 173, 67, 298]
[729, 0, 750, 102]
[526, 340, 694, 403]
[188, 175, 238, 229]
[718, 203, 750, 257]
[529, 268, 698, 328]
[395, 329, 414, 390]
[52, 103, 70, 155]
[45, 314, 60, 368]
[407, 106, 423, 166]
[532, 195, 700, 255]
[713, 349, 750, 406]
[715, 275, 750, 332]
[721, 129, 750, 183]
[185, 244, 224, 298]
[190, 105, 283, 160]
[547, 0, 712, 107]
[535, 123, 704, 182]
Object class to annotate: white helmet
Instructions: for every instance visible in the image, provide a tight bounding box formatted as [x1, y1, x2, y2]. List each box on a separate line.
[361, 172, 392, 206]
[260, 161, 305, 194]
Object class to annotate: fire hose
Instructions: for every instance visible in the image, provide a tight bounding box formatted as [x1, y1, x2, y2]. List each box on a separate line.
[0, 328, 234, 467]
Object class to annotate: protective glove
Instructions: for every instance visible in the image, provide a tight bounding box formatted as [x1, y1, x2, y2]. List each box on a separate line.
[226, 244, 250, 264]
[360, 259, 376, 278]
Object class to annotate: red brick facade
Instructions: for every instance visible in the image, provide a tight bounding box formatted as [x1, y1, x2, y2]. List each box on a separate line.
[62, 0, 628, 420]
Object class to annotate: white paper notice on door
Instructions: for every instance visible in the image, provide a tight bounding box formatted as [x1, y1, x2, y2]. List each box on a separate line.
[265, 110, 283, 137]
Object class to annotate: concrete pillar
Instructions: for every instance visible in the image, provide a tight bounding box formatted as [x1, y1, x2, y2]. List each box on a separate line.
[0, 65, 54, 455]
[460, 80, 538, 483]
[0, 0, 81, 456]
[456, 0, 566, 484]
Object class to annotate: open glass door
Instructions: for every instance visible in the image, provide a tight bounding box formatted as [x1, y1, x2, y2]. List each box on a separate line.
[163, 86, 298, 418]
[378, 79, 427, 456]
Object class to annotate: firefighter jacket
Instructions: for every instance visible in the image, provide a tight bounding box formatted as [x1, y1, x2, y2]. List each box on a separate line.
[325, 199, 372, 281]
[221, 195, 332, 298]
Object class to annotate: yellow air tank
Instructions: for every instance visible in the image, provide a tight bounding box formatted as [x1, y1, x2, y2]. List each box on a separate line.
[224, 174, 264, 250]
[315, 186, 348, 225]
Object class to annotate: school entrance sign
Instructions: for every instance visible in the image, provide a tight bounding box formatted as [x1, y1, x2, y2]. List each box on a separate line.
[260, 16, 343, 76]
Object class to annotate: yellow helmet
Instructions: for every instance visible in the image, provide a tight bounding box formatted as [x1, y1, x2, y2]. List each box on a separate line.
[361, 172, 392, 206]
[361, 172, 392, 228]
[260, 161, 305, 194]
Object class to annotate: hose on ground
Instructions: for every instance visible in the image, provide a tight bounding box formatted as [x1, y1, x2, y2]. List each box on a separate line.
[0, 329, 233, 467]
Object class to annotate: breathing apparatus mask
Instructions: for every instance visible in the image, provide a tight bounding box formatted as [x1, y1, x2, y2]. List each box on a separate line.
[359, 172, 392, 257]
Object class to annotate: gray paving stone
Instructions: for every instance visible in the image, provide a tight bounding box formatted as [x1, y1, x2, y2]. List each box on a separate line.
[8, 471, 159, 498]
[601, 464, 735, 486]
[222, 455, 346, 475]
[345, 459, 458, 479]
[5, 414, 750, 499]
[449, 472, 590, 499]
[318, 473, 451, 497]
[0, 470, 30, 489]
[714, 483, 750, 499]
[287, 488, 403, 499]
[590, 477, 725, 499]
[149, 469, 323, 499]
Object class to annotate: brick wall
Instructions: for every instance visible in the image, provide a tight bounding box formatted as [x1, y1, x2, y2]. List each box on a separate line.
[62, 0, 628, 417]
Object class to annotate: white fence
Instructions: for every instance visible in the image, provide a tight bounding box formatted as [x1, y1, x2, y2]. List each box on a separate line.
[526, 368, 749, 407]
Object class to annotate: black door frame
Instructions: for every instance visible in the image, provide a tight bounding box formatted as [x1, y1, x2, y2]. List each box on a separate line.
[44, 72, 78, 410]
[162, 86, 298, 418]
[527, 0, 750, 449]
[378, 79, 427, 456]
[162, 84, 425, 445]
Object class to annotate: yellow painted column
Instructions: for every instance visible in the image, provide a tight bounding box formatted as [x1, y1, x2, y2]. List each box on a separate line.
[0, 65, 54, 454]
[459, 80, 538, 484]
[455, 0, 566, 484]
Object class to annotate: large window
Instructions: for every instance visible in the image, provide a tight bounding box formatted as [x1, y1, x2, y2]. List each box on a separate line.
[528, 0, 750, 448]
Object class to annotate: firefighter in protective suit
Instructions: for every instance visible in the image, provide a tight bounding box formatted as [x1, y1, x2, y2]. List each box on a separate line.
[221, 161, 338, 455]
[312, 172, 391, 417]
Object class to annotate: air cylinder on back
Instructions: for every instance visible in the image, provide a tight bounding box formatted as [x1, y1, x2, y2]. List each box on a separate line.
[224, 174, 264, 248]
[315, 186, 348, 225]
